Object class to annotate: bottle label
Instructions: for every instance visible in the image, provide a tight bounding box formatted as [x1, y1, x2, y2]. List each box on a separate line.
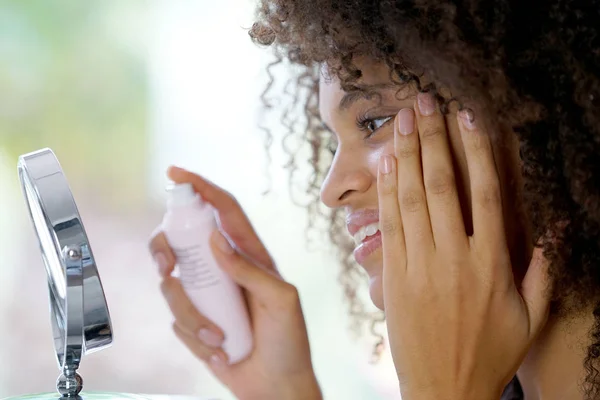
[172, 243, 221, 289]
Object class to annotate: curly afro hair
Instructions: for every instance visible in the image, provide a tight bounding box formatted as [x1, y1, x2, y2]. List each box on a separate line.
[249, 0, 600, 398]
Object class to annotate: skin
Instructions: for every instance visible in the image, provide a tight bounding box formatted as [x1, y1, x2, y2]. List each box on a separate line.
[318, 60, 530, 310]
[150, 167, 322, 400]
[149, 61, 592, 400]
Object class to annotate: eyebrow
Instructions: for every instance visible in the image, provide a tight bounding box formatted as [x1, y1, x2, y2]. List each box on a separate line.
[338, 83, 398, 111]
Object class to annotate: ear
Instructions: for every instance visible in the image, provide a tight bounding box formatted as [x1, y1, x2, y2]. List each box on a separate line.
[520, 244, 551, 338]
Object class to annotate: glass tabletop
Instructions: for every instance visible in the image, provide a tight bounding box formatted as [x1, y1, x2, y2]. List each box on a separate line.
[1, 393, 210, 400]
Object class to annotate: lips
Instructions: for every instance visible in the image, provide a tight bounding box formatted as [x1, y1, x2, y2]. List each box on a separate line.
[346, 209, 380, 236]
[352, 222, 380, 245]
[347, 209, 382, 265]
[353, 231, 382, 265]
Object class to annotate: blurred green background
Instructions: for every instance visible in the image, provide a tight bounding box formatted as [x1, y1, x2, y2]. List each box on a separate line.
[0, 0, 147, 206]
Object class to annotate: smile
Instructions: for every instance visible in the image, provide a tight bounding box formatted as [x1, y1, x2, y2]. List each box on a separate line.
[346, 210, 383, 265]
[353, 230, 382, 265]
[352, 222, 380, 245]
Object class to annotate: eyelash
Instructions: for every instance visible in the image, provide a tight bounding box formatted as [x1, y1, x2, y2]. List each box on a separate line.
[356, 115, 394, 138]
[325, 115, 395, 156]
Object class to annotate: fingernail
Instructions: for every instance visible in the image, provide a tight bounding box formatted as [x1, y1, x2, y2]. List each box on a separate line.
[398, 108, 414, 135]
[198, 329, 224, 348]
[166, 165, 180, 176]
[417, 92, 436, 116]
[168, 165, 185, 173]
[459, 109, 476, 130]
[379, 154, 394, 175]
[209, 353, 227, 368]
[214, 231, 235, 255]
[154, 252, 169, 277]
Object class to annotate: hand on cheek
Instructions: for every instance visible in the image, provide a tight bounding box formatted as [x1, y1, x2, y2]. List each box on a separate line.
[377, 93, 551, 400]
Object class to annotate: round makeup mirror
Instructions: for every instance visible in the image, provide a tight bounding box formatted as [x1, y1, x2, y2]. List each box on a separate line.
[17, 148, 113, 398]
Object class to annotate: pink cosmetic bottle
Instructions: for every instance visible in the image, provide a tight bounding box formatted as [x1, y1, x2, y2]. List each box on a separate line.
[162, 183, 253, 364]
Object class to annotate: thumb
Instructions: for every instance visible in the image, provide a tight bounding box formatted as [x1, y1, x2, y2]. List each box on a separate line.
[209, 229, 286, 302]
[520, 245, 552, 339]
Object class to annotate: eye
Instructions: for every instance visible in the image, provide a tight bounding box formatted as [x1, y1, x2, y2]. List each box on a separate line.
[358, 115, 394, 137]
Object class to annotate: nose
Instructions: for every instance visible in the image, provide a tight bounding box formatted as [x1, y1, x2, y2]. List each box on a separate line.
[320, 148, 373, 208]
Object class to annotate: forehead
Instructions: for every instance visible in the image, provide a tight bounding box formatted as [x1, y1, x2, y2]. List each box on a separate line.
[318, 74, 343, 122]
[319, 61, 390, 100]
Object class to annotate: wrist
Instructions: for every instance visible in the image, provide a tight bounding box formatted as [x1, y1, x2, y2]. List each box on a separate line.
[402, 392, 499, 400]
[279, 373, 323, 400]
[400, 383, 501, 400]
[237, 371, 322, 400]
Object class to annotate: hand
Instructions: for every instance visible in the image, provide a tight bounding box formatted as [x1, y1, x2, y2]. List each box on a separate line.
[149, 166, 322, 400]
[377, 100, 551, 399]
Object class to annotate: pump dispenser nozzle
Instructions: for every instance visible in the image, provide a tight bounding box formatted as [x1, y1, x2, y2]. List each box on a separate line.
[166, 182, 202, 207]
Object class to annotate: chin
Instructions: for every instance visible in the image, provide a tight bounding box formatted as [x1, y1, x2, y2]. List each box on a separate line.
[369, 275, 385, 310]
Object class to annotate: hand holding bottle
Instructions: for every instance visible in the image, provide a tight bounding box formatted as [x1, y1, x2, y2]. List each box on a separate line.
[149, 166, 322, 400]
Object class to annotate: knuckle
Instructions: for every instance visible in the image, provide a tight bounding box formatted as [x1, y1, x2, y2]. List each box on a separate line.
[172, 322, 191, 343]
[425, 172, 455, 197]
[420, 126, 445, 143]
[380, 179, 397, 196]
[412, 270, 433, 294]
[224, 257, 245, 279]
[183, 299, 201, 318]
[474, 182, 502, 210]
[381, 216, 401, 235]
[195, 351, 211, 363]
[466, 134, 488, 152]
[396, 144, 417, 160]
[148, 229, 166, 253]
[222, 189, 239, 207]
[278, 283, 301, 307]
[173, 324, 212, 360]
[182, 303, 205, 328]
[160, 278, 174, 298]
[400, 190, 426, 213]
[226, 191, 237, 203]
[161, 280, 202, 318]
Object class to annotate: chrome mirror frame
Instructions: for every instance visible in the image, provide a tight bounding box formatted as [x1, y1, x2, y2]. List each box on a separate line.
[17, 148, 113, 398]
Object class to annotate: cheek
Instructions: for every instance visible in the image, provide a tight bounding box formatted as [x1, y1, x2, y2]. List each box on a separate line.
[367, 140, 396, 181]
[369, 275, 385, 310]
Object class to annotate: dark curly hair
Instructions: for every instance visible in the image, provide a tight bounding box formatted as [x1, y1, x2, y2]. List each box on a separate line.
[249, 0, 600, 398]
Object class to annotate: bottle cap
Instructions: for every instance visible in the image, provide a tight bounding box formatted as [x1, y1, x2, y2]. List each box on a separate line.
[166, 182, 201, 207]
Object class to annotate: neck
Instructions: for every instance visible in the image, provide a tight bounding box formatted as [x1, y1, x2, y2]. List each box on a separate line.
[518, 306, 593, 400]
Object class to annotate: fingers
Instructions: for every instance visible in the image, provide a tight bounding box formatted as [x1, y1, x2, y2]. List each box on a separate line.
[414, 93, 467, 250]
[173, 322, 229, 368]
[393, 108, 435, 255]
[378, 153, 407, 272]
[520, 246, 551, 338]
[168, 166, 275, 270]
[161, 277, 225, 346]
[457, 110, 505, 251]
[149, 229, 176, 278]
[209, 229, 292, 303]
[378, 153, 409, 314]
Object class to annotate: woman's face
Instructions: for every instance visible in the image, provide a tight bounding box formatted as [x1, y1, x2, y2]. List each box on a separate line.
[318, 61, 531, 310]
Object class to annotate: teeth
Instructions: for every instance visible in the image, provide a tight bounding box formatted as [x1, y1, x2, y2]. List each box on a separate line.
[365, 223, 379, 237]
[353, 227, 366, 245]
[353, 222, 380, 245]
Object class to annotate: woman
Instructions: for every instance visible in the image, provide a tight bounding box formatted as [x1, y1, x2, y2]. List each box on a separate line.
[149, 1, 600, 399]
